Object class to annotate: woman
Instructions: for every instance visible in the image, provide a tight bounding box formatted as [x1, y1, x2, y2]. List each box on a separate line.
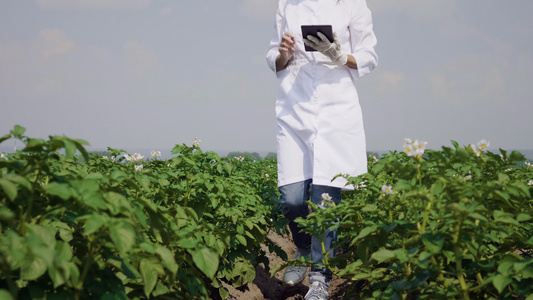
[266, 0, 378, 299]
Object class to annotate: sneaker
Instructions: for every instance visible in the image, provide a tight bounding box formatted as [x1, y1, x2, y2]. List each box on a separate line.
[304, 281, 329, 300]
[283, 248, 310, 285]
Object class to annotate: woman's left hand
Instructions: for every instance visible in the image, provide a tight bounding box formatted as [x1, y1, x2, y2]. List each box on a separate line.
[304, 32, 348, 65]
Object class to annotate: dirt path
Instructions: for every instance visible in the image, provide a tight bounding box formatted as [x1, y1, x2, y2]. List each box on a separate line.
[224, 232, 355, 300]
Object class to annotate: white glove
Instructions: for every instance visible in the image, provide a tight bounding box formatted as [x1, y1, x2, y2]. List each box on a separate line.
[304, 32, 347, 65]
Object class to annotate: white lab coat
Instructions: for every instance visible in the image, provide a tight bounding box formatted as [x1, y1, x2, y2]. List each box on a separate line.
[266, 0, 378, 190]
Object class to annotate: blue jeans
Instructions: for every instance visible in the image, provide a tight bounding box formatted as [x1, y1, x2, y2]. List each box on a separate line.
[279, 179, 341, 284]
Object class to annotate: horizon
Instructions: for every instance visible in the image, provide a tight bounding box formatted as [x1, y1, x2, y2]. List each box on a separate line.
[1, 140, 533, 161]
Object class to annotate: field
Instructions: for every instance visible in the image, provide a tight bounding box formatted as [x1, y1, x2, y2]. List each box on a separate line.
[1, 126, 533, 300]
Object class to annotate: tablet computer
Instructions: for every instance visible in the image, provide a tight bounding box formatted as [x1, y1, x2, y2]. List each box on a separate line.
[301, 25, 333, 52]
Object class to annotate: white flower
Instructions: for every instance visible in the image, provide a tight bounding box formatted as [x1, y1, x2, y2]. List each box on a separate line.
[265, 173, 270, 178]
[132, 153, 144, 162]
[193, 137, 201, 148]
[321, 193, 332, 201]
[404, 138, 427, 159]
[469, 144, 477, 154]
[1, 153, 8, 160]
[135, 164, 143, 172]
[477, 139, 490, 152]
[403, 138, 414, 156]
[465, 175, 472, 180]
[111, 156, 116, 162]
[151, 150, 161, 158]
[413, 147, 425, 159]
[382, 185, 393, 194]
[320, 193, 335, 208]
[469, 139, 490, 157]
[234, 156, 244, 162]
[525, 162, 532, 168]
[123, 154, 133, 162]
[102, 156, 109, 160]
[528, 180, 533, 186]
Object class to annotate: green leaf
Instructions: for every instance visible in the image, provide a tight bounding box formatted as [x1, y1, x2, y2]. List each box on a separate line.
[177, 238, 198, 249]
[361, 204, 378, 212]
[81, 214, 108, 235]
[370, 248, 396, 264]
[24, 138, 46, 151]
[192, 246, 219, 279]
[513, 261, 533, 279]
[509, 150, 526, 162]
[26, 224, 55, 246]
[0, 207, 15, 221]
[171, 144, 185, 154]
[494, 211, 520, 225]
[63, 140, 77, 159]
[48, 260, 71, 288]
[0, 134, 11, 144]
[140, 258, 158, 297]
[20, 257, 47, 281]
[492, 273, 512, 293]
[353, 225, 379, 243]
[109, 222, 136, 254]
[4, 174, 32, 192]
[155, 246, 178, 275]
[218, 287, 229, 300]
[0, 179, 17, 201]
[231, 259, 256, 287]
[235, 234, 247, 246]
[422, 233, 444, 255]
[10, 125, 26, 138]
[45, 182, 75, 200]
[52, 221, 74, 242]
[0, 289, 14, 300]
[451, 140, 459, 149]
[73, 138, 90, 161]
[517, 213, 532, 222]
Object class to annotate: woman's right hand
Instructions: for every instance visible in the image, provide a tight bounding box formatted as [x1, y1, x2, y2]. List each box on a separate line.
[276, 33, 295, 71]
[279, 33, 295, 61]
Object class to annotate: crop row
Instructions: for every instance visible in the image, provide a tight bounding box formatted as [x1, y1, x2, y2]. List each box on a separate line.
[0, 126, 285, 300]
[289, 139, 533, 299]
[1, 126, 533, 299]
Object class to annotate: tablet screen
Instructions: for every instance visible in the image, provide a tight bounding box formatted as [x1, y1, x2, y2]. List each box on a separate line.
[301, 25, 333, 52]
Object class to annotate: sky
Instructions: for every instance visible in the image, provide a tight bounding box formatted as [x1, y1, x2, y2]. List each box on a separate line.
[1, 0, 532, 157]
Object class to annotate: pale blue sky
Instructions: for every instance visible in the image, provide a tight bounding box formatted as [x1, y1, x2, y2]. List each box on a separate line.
[1, 0, 532, 156]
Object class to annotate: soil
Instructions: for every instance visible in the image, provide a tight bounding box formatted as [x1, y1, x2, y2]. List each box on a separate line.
[224, 231, 355, 300]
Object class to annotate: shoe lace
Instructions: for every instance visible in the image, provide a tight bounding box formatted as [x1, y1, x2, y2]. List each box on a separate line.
[307, 282, 328, 298]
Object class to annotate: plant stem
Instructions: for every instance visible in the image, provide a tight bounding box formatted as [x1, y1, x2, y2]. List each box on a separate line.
[320, 224, 329, 268]
[76, 238, 95, 300]
[417, 163, 422, 185]
[453, 218, 470, 300]
[420, 201, 431, 234]
[24, 168, 43, 222]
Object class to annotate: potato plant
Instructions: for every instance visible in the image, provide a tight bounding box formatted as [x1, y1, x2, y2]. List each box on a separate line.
[295, 140, 533, 299]
[0, 125, 284, 300]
